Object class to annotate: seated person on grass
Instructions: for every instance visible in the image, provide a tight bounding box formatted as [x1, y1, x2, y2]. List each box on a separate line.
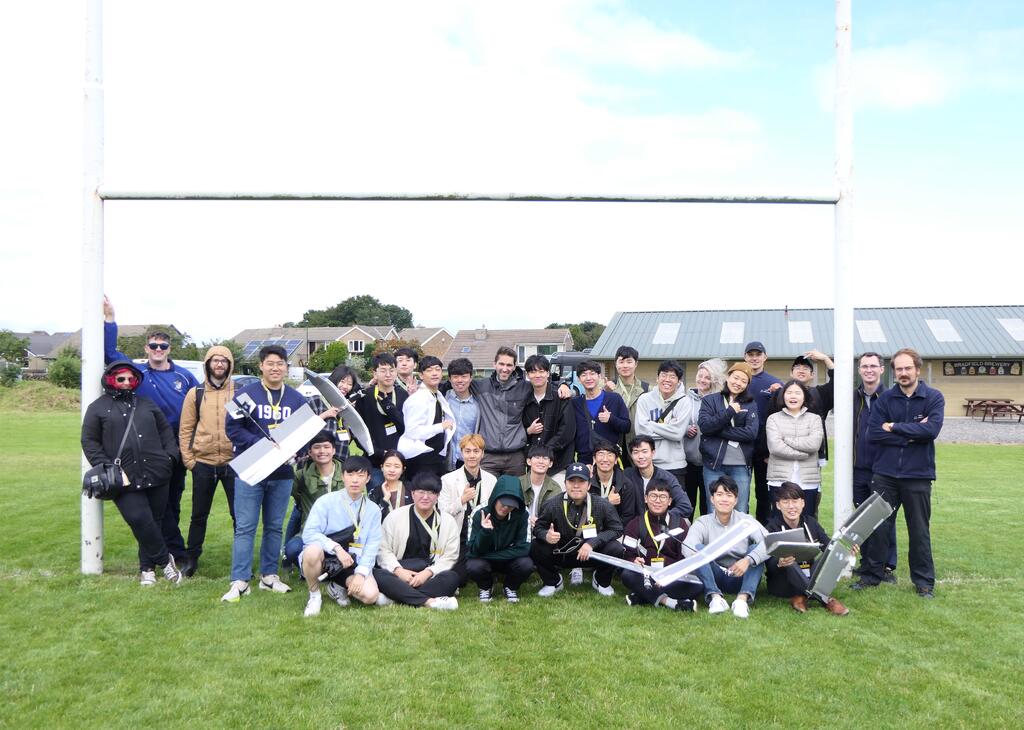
[466, 475, 534, 604]
[372, 472, 461, 610]
[764, 481, 849, 616]
[520, 445, 563, 527]
[681, 475, 767, 619]
[284, 432, 345, 568]
[621, 436, 692, 526]
[531, 463, 624, 598]
[622, 480, 702, 612]
[300, 455, 382, 617]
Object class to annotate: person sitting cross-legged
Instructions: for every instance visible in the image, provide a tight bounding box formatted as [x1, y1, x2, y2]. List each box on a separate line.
[372, 472, 461, 610]
[466, 475, 534, 604]
[530, 463, 624, 598]
[621, 480, 702, 612]
[681, 475, 767, 619]
[764, 482, 849, 616]
[299, 455, 382, 617]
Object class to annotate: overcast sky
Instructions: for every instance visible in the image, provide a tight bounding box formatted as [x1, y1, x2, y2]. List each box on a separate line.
[2, 1, 1021, 344]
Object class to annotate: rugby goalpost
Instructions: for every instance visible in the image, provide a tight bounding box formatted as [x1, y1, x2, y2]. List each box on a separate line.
[80, 0, 855, 573]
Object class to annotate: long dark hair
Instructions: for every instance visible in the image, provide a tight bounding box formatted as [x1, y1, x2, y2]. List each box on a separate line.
[329, 364, 362, 394]
[720, 380, 753, 404]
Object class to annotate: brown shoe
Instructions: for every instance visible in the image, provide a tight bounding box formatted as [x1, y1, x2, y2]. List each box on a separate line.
[790, 595, 808, 613]
[825, 597, 849, 616]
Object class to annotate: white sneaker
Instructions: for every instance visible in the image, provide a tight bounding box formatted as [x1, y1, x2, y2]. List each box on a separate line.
[259, 574, 291, 593]
[375, 593, 394, 606]
[537, 578, 564, 598]
[592, 574, 614, 597]
[304, 592, 322, 617]
[428, 596, 459, 611]
[325, 581, 350, 607]
[570, 568, 584, 585]
[162, 555, 184, 585]
[708, 594, 729, 614]
[221, 580, 250, 603]
[140, 570, 157, 587]
[731, 598, 750, 619]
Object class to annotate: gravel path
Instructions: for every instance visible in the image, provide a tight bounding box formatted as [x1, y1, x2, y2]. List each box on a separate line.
[824, 415, 1024, 445]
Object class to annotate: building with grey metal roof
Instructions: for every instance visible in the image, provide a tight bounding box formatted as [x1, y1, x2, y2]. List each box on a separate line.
[591, 306, 1024, 418]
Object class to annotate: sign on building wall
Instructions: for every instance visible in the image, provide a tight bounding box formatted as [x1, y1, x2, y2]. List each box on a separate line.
[942, 360, 1022, 377]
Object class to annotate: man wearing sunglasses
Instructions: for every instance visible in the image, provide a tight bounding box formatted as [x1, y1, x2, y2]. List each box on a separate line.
[103, 296, 199, 567]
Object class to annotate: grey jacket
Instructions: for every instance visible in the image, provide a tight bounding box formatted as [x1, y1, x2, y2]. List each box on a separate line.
[682, 511, 768, 567]
[471, 368, 532, 453]
[765, 407, 824, 486]
[635, 386, 692, 470]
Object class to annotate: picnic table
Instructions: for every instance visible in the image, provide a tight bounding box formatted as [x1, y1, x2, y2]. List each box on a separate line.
[980, 402, 1024, 423]
[963, 397, 1014, 417]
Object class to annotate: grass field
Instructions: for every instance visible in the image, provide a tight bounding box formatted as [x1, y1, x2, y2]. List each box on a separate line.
[1, 409, 1022, 729]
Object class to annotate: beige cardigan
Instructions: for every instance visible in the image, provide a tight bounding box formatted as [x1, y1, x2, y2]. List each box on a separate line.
[766, 407, 824, 486]
[439, 467, 497, 527]
[376, 504, 461, 574]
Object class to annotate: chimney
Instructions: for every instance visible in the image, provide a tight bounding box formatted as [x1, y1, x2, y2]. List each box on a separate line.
[474, 326, 487, 341]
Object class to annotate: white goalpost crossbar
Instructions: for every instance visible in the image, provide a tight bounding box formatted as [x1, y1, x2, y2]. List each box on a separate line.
[80, 0, 855, 574]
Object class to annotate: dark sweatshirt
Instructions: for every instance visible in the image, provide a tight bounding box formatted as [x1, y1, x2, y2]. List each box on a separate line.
[532, 491, 623, 551]
[467, 475, 531, 561]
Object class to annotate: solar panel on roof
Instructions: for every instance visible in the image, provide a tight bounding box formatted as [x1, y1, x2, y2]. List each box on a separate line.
[652, 323, 680, 345]
[788, 321, 813, 343]
[720, 322, 744, 344]
[855, 320, 886, 343]
[997, 318, 1024, 342]
[925, 319, 962, 343]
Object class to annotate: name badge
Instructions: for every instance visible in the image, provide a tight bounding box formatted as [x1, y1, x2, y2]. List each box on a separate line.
[649, 557, 666, 572]
[384, 422, 397, 436]
[727, 440, 739, 449]
[349, 542, 362, 559]
[582, 524, 597, 539]
[339, 431, 351, 443]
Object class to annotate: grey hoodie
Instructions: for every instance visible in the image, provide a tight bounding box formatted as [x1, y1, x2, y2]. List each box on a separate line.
[635, 385, 692, 470]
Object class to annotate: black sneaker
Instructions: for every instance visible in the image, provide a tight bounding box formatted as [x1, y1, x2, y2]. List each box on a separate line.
[881, 568, 897, 584]
[625, 592, 640, 606]
[849, 579, 880, 591]
[916, 586, 935, 599]
[180, 556, 198, 578]
[675, 599, 698, 612]
[478, 588, 493, 603]
[503, 587, 520, 604]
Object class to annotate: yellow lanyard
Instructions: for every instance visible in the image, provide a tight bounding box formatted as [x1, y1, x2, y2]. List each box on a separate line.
[263, 384, 284, 426]
[644, 511, 666, 559]
[415, 508, 441, 555]
[342, 495, 365, 539]
[374, 385, 394, 417]
[562, 494, 592, 532]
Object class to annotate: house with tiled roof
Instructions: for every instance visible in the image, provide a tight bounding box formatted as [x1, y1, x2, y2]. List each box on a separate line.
[442, 328, 574, 373]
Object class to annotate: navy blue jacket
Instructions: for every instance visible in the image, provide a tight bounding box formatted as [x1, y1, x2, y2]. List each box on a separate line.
[853, 383, 881, 471]
[750, 370, 783, 455]
[868, 381, 945, 480]
[225, 380, 310, 481]
[104, 321, 199, 430]
[572, 391, 630, 464]
[697, 389, 759, 470]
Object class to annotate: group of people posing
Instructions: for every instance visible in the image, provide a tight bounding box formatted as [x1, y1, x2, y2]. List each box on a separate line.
[82, 297, 945, 615]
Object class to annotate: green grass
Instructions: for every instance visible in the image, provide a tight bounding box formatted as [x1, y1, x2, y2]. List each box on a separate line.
[1, 412, 1022, 729]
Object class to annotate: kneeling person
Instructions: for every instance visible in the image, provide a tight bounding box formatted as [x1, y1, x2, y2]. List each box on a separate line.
[622, 480, 702, 612]
[300, 456, 382, 616]
[466, 475, 534, 603]
[373, 472, 461, 610]
[764, 482, 848, 615]
[531, 463, 624, 597]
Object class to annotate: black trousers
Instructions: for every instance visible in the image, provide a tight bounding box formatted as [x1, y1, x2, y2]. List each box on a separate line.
[684, 463, 708, 518]
[403, 452, 446, 481]
[860, 474, 934, 590]
[752, 449, 771, 524]
[372, 559, 461, 606]
[466, 556, 535, 591]
[765, 562, 811, 598]
[185, 461, 236, 559]
[854, 467, 897, 570]
[530, 539, 625, 587]
[621, 571, 701, 605]
[114, 482, 170, 571]
[161, 456, 188, 559]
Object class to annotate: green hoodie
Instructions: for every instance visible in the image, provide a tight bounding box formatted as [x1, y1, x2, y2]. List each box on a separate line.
[291, 458, 346, 529]
[467, 475, 531, 561]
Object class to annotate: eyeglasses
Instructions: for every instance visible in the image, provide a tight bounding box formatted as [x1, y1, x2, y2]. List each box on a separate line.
[210, 357, 229, 365]
[647, 493, 671, 501]
[859, 364, 881, 370]
[147, 342, 170, 351]
[411, 489, 438, 497]
[114, 375, 136, 384]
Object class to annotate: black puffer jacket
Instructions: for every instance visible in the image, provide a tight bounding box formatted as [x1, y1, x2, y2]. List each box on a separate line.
[80, 361, 179, 490]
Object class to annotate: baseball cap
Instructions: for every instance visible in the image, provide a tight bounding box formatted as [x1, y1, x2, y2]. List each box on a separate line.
[565, 463, 592, 481]
[744, 341, 766, 354]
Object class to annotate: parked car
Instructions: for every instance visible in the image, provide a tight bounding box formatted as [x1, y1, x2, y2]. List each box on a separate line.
[549, 351, 593, 396]
[232, 374, 260, 389]
[133, 358, 206, 383]
[297, 373, 332, 399]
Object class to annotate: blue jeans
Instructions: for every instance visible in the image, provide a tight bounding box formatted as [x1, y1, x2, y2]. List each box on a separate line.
[230, 477, 292, 582]
[693, 556, 765, 601]
[703, 465, 752, 513]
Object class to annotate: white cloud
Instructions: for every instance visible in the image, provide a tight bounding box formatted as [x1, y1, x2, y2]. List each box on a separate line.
[816, 30, 1024, 111]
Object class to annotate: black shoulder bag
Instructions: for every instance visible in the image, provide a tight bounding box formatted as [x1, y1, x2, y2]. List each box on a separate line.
[82, 406, 136, 500]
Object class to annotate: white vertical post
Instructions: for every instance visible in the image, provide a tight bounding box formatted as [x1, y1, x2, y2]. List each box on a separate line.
[832, 0, 854, 530]
[81, 0, 105, 574]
